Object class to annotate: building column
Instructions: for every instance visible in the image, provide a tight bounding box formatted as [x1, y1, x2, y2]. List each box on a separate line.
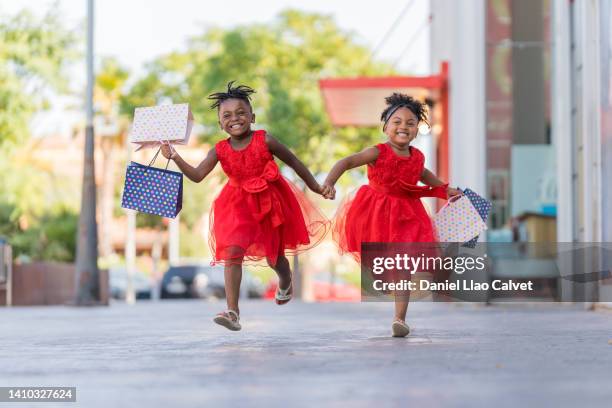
[571, 0, 603, 304]
[449, 0, 487, 194]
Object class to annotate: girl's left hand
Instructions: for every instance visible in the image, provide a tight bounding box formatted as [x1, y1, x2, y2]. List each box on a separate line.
[447, 186, 463, 198]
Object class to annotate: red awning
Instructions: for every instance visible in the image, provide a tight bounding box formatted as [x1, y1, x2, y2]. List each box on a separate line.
[318, 62, 450, 185]
[319, 75, 446, 127]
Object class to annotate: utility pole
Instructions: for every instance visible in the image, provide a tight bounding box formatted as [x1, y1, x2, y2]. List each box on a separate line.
[74, 0, 100, 305]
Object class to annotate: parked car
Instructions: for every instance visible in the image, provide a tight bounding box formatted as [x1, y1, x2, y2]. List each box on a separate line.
[160, 264, 264, 299]
[109, 267, 153, 300]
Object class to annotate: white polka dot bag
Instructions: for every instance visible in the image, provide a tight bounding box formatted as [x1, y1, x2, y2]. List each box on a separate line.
[433, 194, 488, 243]
[130, 103, 193, 151]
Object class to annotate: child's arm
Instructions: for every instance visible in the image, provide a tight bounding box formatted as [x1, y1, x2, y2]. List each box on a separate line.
[265, 134, 324, 195]
[323, 147, 379, 199]
[161, 144, 218, 183]
[421, 168, 462, 197]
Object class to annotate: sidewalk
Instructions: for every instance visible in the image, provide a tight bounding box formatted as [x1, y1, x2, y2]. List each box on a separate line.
[1, 300, 610, 408]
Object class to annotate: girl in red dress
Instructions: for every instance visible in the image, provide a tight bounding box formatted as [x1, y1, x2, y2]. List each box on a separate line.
[161, 81, 330, 331]
[323, 93, 461, 337]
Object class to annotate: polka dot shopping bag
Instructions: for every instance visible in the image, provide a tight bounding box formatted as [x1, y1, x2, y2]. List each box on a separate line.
[433, 194, 488, 243]
[129, 103, 193, 151]
[461, 188, 492, 248]
[121, 148, 183, 218]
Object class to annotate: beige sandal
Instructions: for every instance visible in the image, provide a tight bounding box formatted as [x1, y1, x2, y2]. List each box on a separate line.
[213, 310, 241, 331]
[391, 319, 410, 337]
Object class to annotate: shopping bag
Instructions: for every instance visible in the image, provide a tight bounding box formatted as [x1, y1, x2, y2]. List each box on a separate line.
[461, 188, 492, 248]
[121, 148, 183, 218]
[433, 195, 488, 243]
[129, 103, 193, 150]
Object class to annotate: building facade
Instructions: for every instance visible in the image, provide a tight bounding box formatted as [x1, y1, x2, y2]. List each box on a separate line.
[430, 0, 611, 303]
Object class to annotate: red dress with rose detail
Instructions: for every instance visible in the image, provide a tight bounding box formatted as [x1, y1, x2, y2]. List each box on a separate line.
[210, 130, 329, 265]
[333, 143, 447, 262]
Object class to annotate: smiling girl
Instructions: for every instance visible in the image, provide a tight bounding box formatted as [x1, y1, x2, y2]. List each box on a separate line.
[322, 93, 461, 337]
[161, 81, 330, 331]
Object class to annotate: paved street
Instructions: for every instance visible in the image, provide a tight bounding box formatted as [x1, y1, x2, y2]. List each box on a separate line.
[1, 300, 611, 408]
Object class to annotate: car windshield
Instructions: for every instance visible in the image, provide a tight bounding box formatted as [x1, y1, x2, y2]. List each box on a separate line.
[166, 266, 197, 279]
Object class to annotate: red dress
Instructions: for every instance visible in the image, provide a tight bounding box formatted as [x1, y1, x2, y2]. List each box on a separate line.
[210, 130, 328, 265]
[333, 143, 447, 262]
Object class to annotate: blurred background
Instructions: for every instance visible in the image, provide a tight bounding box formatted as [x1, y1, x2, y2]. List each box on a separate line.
[0, 0, 610, 307]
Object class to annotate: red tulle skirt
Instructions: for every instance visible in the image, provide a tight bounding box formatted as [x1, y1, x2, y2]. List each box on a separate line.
[333, 185, 437, 263]
[209, 176, 328, 266]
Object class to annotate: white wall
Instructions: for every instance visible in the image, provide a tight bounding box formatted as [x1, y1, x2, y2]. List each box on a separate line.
[430, 0, 487, 194]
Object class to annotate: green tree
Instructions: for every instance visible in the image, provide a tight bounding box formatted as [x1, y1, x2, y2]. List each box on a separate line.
[0, 7, 78, 261]
[116, 10, 398, 262]
[0, 8, 76, 150]
[94, 57, 130, 257]
[122, 9, 395, 173]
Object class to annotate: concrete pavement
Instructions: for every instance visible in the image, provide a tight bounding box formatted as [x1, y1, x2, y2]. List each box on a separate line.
[1, 300, 611, 408]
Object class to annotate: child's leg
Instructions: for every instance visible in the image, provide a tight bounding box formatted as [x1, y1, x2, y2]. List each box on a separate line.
[392, 267, 410, 321]
[390, 257, 411, 336]
[224, 246, 245, 315]
[267, 253, 291, 290]
[392, 297, 411, 337]
[394, 298, 409, 321]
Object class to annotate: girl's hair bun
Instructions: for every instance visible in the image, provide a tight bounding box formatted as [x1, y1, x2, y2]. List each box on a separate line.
[380, 92, 429, 126]
[208, 81, 256, 109]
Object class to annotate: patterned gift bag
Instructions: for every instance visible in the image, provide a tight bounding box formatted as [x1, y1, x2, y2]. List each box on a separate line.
[433, 195, 488, 243]
[121, 149, 183, 218]
[130, 103, 193, 151]
[461, 188, 492, 248]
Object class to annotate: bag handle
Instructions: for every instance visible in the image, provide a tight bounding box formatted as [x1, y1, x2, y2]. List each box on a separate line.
[147, 144, 171, 170]
[437, 192, 463, 213]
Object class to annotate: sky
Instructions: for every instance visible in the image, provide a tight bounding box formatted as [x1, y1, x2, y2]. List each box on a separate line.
[3, 0, 431, 136]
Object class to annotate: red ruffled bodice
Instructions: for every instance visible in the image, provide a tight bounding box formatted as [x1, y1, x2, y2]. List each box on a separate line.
[333, 143, 447, 262]
[210, 130, 328, 265]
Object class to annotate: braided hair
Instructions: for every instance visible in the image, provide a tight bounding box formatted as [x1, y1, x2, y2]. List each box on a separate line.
[380, 93, 429, 130]
[207, 81, 256, 110]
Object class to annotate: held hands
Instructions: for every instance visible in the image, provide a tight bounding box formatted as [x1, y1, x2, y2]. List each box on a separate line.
[310, 183, 335, 199]
[320, 183, 336, 200]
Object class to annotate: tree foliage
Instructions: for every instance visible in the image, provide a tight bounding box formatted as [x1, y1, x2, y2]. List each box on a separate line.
[0, 7, 78, 261]
[1, 8, 396, 262]
[0, 8, 77, 149]
[121, 10, 395, 172]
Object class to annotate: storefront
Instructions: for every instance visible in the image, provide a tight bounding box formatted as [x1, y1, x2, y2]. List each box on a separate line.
[430, 0, 610, 302]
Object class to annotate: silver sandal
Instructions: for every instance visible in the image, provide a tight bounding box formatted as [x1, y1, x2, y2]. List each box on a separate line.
[391, 320, 410, 337]
[213, 309, 241, 331]
[275, 282, 293, 305]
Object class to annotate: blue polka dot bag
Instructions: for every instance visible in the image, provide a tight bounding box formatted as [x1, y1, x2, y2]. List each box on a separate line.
[461, 188, 492, 248]
[121, 148, 183, 218]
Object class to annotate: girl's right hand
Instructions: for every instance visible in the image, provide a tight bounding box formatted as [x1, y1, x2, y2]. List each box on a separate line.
[160, 143, 176, 160]
[447, 186, 463, 198]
